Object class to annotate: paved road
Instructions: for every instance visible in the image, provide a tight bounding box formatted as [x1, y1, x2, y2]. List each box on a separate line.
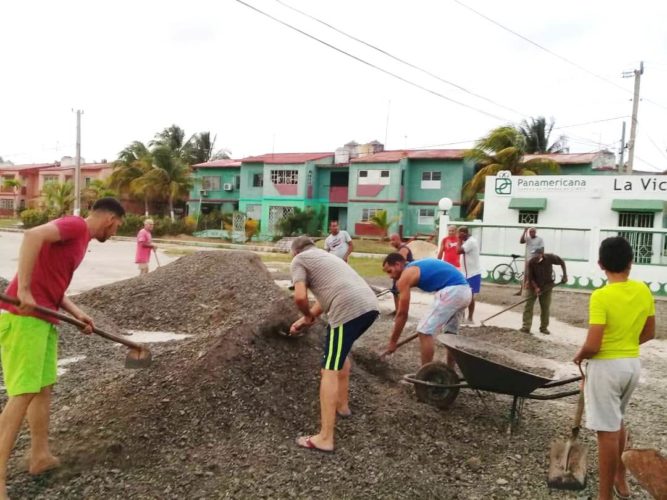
[0, 231, 180, 294]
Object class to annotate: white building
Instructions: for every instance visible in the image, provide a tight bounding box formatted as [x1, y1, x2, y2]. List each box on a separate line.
[467, 172, 667, 296]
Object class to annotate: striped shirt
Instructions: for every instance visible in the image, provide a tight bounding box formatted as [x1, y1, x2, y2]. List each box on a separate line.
[291, 247, 378, 326]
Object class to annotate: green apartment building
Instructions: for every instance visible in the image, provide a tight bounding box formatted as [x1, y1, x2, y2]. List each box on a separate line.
[187, 147, 618, 239]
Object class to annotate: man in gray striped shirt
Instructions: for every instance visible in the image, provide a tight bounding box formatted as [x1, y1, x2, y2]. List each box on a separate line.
[289, 236, 379, 453]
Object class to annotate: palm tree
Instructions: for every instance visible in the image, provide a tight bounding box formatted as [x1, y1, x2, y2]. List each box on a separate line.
[152, 126, 223, 166]
[42, 181, 74, 216]
[518, 117, 566, 154]
[82, 179, 117, 209]
[110, 141, 155, 215]
[134, 145, 192, 221]
[185, 131, 216, 165]
[369, 209, 398, 240]
[2, 177, 23, 217]
[463, 126, 560, 218]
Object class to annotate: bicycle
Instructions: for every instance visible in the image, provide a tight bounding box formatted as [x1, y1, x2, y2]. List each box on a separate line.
[491, 254, 525, 284]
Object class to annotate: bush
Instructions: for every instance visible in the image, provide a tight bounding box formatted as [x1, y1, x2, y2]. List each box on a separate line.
[117, 215, 196, 238]
[276, 207, 325, 237]
[117, 214, 145, 237]
[20, 209, 50, 228]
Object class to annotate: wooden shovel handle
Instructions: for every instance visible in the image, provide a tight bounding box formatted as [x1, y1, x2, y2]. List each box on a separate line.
[0, 292, 144, 351]
[380, 333, 419, 359]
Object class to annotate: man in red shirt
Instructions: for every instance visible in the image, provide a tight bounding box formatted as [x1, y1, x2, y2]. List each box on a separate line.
[0, 197, 124, 497]
[135, 218, 156, 275]
[437, 225, 460, 268]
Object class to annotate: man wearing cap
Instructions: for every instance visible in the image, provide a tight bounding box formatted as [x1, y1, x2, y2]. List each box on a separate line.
[289, 236, 379, 453]
[518, 227, 544, 295]
[520, 247, 567, 334]
[135, 218, 156, 275]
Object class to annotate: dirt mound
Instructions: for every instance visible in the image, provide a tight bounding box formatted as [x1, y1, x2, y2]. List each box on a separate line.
[407, 240, 438, 259]
[74, 251, 292, 335]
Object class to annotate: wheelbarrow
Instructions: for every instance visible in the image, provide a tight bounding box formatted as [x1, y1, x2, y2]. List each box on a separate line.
[403, 334, 581, 433]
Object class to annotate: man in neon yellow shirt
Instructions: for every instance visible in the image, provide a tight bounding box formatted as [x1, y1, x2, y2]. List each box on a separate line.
[574, 237, 655, 500]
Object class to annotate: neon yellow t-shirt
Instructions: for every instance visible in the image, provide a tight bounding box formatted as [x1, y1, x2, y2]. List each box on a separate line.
[589, 280, 655, 359]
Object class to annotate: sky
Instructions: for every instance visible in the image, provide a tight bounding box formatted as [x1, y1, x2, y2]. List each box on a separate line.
[1, 0, 666, 172]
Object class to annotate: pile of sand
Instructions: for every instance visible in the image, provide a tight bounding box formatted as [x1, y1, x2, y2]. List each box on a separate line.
[407, 240, 438, 259]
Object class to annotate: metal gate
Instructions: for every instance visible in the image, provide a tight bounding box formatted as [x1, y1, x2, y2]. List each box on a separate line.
[618, 212, 654, 264]
[268, 206, 295, 233]
[232, 211, 246, 243]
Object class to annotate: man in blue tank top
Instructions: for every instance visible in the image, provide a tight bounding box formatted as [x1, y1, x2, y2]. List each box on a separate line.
[382, 253, 472, 367]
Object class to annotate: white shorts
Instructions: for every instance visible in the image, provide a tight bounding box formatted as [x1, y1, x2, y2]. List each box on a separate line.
[584, 358, 640, 432]
[417, 285, 472, 336]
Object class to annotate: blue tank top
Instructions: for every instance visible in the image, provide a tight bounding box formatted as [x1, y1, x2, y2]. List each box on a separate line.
[407, 258, 467, 292]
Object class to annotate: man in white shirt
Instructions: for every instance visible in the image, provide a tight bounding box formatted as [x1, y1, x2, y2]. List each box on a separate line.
[457, 227, 482, 325]
[324, 220, 353, 262]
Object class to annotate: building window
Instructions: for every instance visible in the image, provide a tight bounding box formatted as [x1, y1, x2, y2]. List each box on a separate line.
[418, 208, 435, 225]
[361, 208, 382, 222]
[358, 170, 390, 185]
[43, 175, 58, 184]
[307, 170, 313, 186]
[0, 199, 14, 210]
[201, 176, 221, 191]
[234, 175, 241, 190]
[518, 210, 538, 225]
[421, 171, 442, 189]
[84, 177, 92, 187]
[271, 170, 299, 185]
[618, 212, 655, 264]
[252, 173, 264, 187]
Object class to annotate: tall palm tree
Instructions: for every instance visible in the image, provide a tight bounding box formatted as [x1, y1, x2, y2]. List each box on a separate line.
[152, 126, 223, 166]
[42, 181, 74, 216]
[518, 117, 566, 154]
[134, 145, 192, 221]
[185, 131, 216, 165]
[110, 141, 155, 215]
[463, 126, 560, 218]
[2, 177, 23, 217]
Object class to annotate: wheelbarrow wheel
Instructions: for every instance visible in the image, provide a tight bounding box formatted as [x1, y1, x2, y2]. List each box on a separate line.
[414, 362, 460, 410]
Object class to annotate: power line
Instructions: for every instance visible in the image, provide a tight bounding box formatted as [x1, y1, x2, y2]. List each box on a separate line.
[234, 0, 509, 122]
[274, 0, 526, 118]
[634, 155, 664, 172]
[640, 128, 667, 163]
[554, 116, 627, 130]
[452, 0, 634, 94]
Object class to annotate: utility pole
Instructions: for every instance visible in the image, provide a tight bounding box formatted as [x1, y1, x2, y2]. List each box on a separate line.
[618, 121, 626, 172]
[623, 61, 643, 173]
[73, 109, 83, 216]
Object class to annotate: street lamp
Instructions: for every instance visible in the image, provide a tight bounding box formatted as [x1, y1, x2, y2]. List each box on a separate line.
[437, 197, 453, 245]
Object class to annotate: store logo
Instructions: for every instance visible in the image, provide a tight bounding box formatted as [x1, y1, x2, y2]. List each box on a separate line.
[495, 171, 512, 195]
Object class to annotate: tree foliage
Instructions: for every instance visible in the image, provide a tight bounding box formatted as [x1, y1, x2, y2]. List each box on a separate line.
[518, 116, 566, 154]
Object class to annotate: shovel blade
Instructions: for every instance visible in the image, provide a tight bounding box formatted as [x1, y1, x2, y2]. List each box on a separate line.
[547, 439, 588, 490]
[124, 346, 152, 369]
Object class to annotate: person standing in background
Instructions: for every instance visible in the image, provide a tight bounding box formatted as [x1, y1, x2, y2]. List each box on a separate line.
[136, 218, 156, 275]
[437, 225, 461, 269]
[324, 220, 353, 262]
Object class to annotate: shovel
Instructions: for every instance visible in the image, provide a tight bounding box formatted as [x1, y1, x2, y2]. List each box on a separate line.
[153, 248, 161, 267]
[480, 282, 560, 327]
[547, 366, 587, 490]
[379, 333, 419, 361]
[0, 293, 152, 369]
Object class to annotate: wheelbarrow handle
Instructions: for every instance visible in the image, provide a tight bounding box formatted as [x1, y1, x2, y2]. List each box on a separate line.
[0, 292, 143, 351]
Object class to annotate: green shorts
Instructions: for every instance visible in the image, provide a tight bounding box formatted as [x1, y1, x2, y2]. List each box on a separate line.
[0, 312, 58, 397]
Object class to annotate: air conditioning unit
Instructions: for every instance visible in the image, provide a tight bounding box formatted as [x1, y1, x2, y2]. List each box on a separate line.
[199, 190, 208, 197]
[223, 183, 234, 191]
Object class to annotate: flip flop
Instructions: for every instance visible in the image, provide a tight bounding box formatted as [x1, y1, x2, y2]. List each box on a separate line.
[295, 436, 334, 453]
[613, 485, 631, 500]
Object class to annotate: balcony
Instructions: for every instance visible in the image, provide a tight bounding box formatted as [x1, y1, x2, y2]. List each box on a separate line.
[329, 186, 348, 203]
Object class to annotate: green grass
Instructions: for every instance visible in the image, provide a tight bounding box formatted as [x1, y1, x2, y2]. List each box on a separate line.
[0, 218, 20, 228]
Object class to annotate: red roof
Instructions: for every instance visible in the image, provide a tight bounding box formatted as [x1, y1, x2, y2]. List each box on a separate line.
[351, 149, 467, 163]
[241, 152, 333, 164]
[42, 163, 113, 172]
[523, 152, 606, 165]
[192, 159, 242, 168]
[0, 163, 58, 172]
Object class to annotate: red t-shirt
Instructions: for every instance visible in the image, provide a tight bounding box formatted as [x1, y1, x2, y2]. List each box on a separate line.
[135, 228, 152, 263]
[441, 236, 460, 268]
[1, 216, 91, 323]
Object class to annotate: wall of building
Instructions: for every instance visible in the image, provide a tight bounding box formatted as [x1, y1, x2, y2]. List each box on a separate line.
[187, 167, 241, 215]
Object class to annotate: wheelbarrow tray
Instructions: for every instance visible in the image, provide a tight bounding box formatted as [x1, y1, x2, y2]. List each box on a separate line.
[437, 334, 571, 396]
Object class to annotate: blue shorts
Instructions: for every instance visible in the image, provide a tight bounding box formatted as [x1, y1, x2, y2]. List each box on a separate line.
[467, 274, 482, 294]
[322, 310, 379, 370]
